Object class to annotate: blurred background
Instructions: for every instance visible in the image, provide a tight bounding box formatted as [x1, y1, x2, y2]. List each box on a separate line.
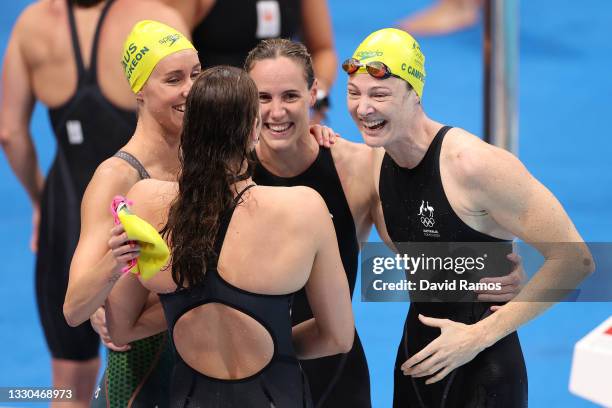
[0, 0, 610, 406]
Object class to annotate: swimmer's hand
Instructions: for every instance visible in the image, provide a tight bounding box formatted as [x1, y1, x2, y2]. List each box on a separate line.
[108, 224, 140, 275]
[91, 306, 131, 352]
[309, 124, 340, 148]
[401, 314, 485, 384]
[476, 253, 526, 308]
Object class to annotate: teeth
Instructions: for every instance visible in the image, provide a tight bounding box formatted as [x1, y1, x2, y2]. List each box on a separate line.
[363, 119, 384, 129]
[268, 123, 291, 132]
[174, 105, 185, 112]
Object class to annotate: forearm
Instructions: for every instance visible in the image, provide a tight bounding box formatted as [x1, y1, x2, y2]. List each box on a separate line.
[108, 300, 166, 344]
[64, 251, 122, 326]
[292, 318, 352, 359]
[311, 48, 337, 92]
[477, 250, 593, 347]
[0, 130, 44, 205]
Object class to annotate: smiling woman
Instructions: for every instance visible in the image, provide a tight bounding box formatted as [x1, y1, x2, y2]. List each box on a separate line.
[62, 20, 200, 408]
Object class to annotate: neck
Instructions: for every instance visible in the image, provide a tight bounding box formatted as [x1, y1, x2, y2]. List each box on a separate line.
[123, 117, 181, 181]
[255, 130, 319, 177]
[385, 114, 443, 169]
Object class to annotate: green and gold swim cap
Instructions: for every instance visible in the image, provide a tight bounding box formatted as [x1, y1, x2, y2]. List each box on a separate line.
[352, 28, 426, 98]
[122, 20, 196, 93]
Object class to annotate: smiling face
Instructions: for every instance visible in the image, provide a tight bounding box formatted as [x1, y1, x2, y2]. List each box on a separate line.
[347, 73, 419, 148]
[247, 56, 316, 151]
[138, 49, 201, 136]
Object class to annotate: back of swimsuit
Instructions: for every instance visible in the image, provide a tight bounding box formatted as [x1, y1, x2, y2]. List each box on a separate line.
[159, 185, 313, 408]
[36, 0, 136, 361]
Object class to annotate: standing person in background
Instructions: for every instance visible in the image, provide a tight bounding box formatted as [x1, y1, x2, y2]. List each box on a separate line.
[0, 1, 187, 405]
[161, 0, 337, 123]
[398, 0, 482, 36]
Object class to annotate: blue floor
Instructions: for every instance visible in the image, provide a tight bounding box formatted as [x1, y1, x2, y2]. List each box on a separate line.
[0, 0, 610, 407]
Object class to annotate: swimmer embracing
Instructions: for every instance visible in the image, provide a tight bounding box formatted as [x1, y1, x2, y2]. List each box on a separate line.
[343, 28, 594, 407]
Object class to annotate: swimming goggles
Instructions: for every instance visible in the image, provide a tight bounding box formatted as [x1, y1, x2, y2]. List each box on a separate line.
[342, 58, 402, 80]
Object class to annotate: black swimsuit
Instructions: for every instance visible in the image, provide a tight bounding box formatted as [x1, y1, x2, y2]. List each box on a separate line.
[379, 126, 528, 407]
[254, 148, 372, 407]
[192, 0, 302, 68]
[36, 0, 136, 361]
[159, 185, 312, 407]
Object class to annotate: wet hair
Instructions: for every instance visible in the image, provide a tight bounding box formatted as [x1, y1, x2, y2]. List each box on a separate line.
[71, 0, 104, 7]
[244, 38, 315, 89]
[162, 66, 259, 288]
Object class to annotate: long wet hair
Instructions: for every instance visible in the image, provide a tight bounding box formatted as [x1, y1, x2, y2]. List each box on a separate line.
[163, 66, 259, 288]
[244, 38, 315, 88]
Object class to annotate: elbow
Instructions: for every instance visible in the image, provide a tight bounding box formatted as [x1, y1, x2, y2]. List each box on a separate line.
[0, 128, 11, 149]
[574, 244, 595, 278]
[63, 303, 82, 328]
[336, 329, 354, 354]
[330, 324, 354, 355]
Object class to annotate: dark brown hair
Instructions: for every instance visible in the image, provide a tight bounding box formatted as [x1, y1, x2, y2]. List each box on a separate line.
[244, 38, 315, 88]
[163, 66, 259, 288]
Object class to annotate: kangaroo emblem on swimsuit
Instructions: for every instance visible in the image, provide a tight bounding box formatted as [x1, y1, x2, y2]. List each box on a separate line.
[418, 200, 426, 216]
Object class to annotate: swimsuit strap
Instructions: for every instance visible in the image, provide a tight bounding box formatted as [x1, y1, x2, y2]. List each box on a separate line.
[114, 151, 151, 180]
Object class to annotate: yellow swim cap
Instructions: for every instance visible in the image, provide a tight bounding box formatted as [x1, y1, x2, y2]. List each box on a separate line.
[113, 199, 170, 281]
[351, 28, 426, 98]
[122, 20, 196, 93]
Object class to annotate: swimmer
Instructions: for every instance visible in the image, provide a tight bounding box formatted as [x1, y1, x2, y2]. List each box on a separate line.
[105, 65, 355, 407]
[344, 28, 594, 407]
[63, 20, 198, 407]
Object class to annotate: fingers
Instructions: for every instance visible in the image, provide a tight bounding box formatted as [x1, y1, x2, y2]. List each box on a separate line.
[401, 339, 438, 371]
[490, 305, 502, 312]
[405, 354, 446, 377]
[101, 337, 131, 352]
[418, 314, 448, 328]
[425, 366, 453, 385]
[112, 242, 140, 264]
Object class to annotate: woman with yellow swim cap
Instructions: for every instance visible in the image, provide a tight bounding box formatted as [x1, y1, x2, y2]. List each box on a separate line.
[64, 20, 199, 407]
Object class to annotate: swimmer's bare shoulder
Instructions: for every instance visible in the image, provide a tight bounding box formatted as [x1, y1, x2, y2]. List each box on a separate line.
[126, 179, 178, 230]
[256, 185, 330, 236]
[9, 0, 60, 61]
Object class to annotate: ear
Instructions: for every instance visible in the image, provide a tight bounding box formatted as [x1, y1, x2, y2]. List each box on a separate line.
[308, 78, 318, 108]
[135, 89, 144, 104]
[250, 113, 261, 146]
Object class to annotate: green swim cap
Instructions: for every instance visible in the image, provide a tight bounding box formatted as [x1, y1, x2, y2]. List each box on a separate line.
[351, 28, 426, 98]
[122, 20, 196, 93]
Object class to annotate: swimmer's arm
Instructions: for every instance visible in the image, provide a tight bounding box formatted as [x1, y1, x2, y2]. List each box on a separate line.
[105, 181, 173, 344]
[0, 19, 44, 209]
[292, 191, 354, 359]
[64, 166, 135, 326]
[301, 0, 337, 92]
[369, 147, 396, 250]
[105, 276, 165, 345]
[157, 0, 212, 31]
[402, 147, 593, 383]
[470, 147, 593, 344]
